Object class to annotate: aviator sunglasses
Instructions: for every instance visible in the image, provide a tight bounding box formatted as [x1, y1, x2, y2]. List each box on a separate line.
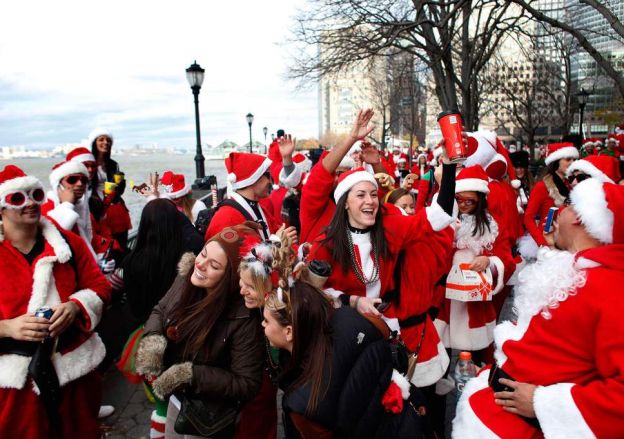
[567, 173, 589, 184]
[1, 187, 46, 209]
[64, 174, 89, 185]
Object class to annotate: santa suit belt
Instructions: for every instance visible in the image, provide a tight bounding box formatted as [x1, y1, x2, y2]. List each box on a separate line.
[399, 307, 438, 328]
[488, 363, 541, 430]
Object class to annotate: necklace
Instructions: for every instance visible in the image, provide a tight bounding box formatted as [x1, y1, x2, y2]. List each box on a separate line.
[346, 230, 380, 285]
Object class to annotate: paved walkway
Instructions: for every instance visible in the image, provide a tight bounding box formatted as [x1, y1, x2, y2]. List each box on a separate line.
[101, 369, 152, 438]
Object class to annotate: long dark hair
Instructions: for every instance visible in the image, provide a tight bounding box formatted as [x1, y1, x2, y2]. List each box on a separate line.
[321, 190, 389, 273]
[546, 160, 570, 198]
[468, 192, 491, 237]
[123, 199, 186, 322]
[267, 281, 333, 415]
[90, 137, 117, 192]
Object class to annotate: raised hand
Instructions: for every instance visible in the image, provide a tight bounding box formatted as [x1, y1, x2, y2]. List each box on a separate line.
[350, 109, 375, 141]
[361, 141, 381, 165]
[278, 135, 297, 159]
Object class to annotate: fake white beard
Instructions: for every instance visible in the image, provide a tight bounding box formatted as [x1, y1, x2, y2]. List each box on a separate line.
[514, 248, 587, 320]
[455, 213, 499, 255]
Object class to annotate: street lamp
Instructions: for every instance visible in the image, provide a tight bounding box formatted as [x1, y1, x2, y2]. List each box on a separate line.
[246, 113, 254, 153]
[186, 60, 205, 181]
[263, 126, 268, 154]
[576, 88, 590, 139]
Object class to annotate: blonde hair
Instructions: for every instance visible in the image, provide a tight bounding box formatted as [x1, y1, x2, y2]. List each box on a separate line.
[238, 259, 272, 299]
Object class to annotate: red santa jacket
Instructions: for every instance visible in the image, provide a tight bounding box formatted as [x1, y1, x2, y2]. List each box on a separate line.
[487, 179, 523, 245]
[309, 202, 454, 299]
[0, 218, 111, 390]
[299, 161, 336, 244]
[523, 175, 567, 247]
[382, 204, 454, 386]
[455, 245, 624, 439]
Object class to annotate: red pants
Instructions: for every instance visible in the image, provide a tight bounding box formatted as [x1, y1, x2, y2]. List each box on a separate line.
[234, 371, 277, 439]
[0, 372, 101, 439]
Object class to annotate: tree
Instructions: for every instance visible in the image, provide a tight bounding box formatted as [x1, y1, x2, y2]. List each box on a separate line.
[290, 0, 529, 130]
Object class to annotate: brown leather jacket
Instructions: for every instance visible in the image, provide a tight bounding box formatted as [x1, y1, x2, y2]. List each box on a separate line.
[143, 253, 264, 404]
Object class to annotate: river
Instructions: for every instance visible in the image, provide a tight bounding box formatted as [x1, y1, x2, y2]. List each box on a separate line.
[6, 154, 227, 231]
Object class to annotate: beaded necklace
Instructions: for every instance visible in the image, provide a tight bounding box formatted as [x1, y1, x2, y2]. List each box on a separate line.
[346, 229, 380, 285]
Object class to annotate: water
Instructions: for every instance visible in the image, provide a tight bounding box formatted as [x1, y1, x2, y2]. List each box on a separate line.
[6, 154, 227, 231]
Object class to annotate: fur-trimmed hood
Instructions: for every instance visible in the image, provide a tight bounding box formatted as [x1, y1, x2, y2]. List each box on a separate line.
[177, 252, 196, 276]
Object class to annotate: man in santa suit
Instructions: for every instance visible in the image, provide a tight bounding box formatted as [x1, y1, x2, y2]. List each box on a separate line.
[0, 165, 111, 438]
[453, 178, 624, 439]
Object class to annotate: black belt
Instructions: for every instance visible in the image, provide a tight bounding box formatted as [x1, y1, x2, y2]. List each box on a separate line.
[488, 363, 541, 430]
[398, 307, 438, 328]
[0, 338, 39, 356]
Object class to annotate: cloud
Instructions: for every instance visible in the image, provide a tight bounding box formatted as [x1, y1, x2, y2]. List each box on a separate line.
[0, 0, 318, 150]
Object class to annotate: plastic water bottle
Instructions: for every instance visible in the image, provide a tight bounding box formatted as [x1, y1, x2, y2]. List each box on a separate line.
[454, 351, 477, 401]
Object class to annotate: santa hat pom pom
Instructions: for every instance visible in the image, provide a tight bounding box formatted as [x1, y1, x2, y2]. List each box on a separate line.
[391, 369, 411, 400]
[511, 179, 521, 189]
[227, 173, 237, 184]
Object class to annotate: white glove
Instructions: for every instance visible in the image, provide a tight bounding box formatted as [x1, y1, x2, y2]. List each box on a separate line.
[97, 254, 116, 274]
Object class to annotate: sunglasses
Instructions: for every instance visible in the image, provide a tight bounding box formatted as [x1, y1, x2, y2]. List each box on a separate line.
[65, 175, 89, 185]
[455, 196, 477, 207]
[2, 187, 46, 208]
[567, 173, 589, 184]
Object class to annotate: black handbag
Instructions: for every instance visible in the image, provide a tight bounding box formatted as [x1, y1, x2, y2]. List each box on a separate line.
[174, 395, 238, 438]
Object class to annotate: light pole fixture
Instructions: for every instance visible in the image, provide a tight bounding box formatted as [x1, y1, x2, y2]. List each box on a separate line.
[263, 126, 268, 154]
[246, 113, 254, 153]
[576, 88, 590, 139]
[186, 60, 206, 181]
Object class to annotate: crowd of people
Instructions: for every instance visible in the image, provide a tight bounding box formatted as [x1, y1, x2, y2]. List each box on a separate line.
[1, 111, 623, 439]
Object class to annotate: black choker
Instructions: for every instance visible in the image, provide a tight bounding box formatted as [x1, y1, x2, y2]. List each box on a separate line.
[348, 224, 372, 234]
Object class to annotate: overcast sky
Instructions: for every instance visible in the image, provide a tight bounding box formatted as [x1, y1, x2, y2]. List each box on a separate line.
[0, 0, 318, 150]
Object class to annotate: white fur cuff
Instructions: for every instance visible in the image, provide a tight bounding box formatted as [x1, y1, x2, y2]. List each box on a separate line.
[426, 202, 454, 231]
[533, 383, 594, 438]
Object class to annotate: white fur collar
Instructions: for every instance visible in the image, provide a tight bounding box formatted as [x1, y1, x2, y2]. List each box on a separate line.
[455, 213, 498, 255]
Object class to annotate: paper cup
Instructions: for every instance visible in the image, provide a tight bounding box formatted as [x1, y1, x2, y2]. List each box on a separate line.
[437, 111, 467, 163]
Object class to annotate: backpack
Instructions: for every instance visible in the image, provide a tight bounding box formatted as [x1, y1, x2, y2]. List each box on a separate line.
[194, 199, 254, 237]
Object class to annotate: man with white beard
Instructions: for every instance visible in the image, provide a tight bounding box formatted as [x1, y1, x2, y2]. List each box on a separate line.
[453, 178, 624, 439]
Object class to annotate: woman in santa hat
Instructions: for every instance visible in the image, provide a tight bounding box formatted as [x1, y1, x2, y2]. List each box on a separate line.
[434, 165, 515, 362]
[523, 142, 578, 248]
[159, 171, 207, 226]
[88, 128, 132, 250]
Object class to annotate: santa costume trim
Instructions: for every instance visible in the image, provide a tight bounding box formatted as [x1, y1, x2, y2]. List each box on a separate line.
[409, 341, 450, 387]
[569, 178, 613, 244]
[70, 289, 105, 331]
[533, 383, 594, 439]
[545, 146, 579, 166]
[452, 371, 499, 439]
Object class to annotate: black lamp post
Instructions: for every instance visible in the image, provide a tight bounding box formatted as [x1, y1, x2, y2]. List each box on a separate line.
[263, 126, 268, 154]
[186, 61, 205, 180]
[246, 113, 254, 153]
[576, 88, 590, 139]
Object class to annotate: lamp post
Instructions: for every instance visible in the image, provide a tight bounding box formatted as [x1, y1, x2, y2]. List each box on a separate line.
[576, 88, 590, 139]
[186, 61, 205, 181]
[246, 113, 254, 153]
[262, 126, 268, 154]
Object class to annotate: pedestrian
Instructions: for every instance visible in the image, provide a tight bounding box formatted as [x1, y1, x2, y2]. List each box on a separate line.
[0, 165, 111, 438]
[135, 224, 265, 439]
[453, 179, 624, 438]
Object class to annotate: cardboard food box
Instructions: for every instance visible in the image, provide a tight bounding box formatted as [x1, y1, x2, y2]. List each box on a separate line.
[445, 263, 493, 302]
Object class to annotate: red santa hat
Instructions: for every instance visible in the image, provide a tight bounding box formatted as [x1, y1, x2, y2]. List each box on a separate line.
[485, 148, 521, 189]
[333, 167, 378, 203]
[430, 146, 444, 166]
[66, 146, 95, 164]
[225, 152, 272, 191]
[160, 171, 191, 199]
[570, 179, 624, 245]
[0, 165, 43, 201]
[455, 165, 490, 194]
[49, 160, 89, 189]
[280, 153, 312, 189]
[465, 130, 498, 168]
[566, 155, 620, 184]
[544, 142, 579, 165]
[293, 152, 312, 173]
[88, 127, 113, 146]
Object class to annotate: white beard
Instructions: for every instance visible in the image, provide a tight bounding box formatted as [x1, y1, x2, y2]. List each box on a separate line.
[455, 213, 499, 255]
[514, 248, 587, 321]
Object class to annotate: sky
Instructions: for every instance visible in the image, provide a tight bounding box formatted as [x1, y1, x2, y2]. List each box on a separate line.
[0, 0, 318, 150]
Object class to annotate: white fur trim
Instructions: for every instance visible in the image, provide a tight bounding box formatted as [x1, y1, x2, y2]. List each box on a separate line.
[49, 161, 89, 189]
[70, 289, 104, 331]
[338, 155, 356, 170]
[151, 411, 167, 424]
[46, 201, 80, 231]
[434, 306, 496, 351]
[0, 354, 31, 389]
[517, 234, 538, 261]
[322, 287, 344, 308]
[533, 383, 594, 439]
[456, 178, 490, 194]
[488, 255, 505, 295]
[279, 165, 303, 189]
[465, 131, 498, 168]
[230, 157, 272, 190]
[452, 372, 499, 438]
[333, 170, 377, 203]
[425, 202, 454, 231]
[88, 127, 113, 146]
[409, 341, 450, 387]
[570, 178, 613, 244]
[511, 179, 521, 189]
[70, 152, 95, 163]
[545, 146, 579, 165]
[391, 369, 411, 400]
[53, 332, 106, 386]
[227, 172, 237, 183]
[0, 176, 43, 200]
[163, 183, 191, 199]
[40, 217, 72, 262]
[566, 160, 613, 183]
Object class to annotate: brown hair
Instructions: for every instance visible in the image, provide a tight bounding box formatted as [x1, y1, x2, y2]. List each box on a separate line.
[174, 194, 195, 223]
[385, 188, 414, 205]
